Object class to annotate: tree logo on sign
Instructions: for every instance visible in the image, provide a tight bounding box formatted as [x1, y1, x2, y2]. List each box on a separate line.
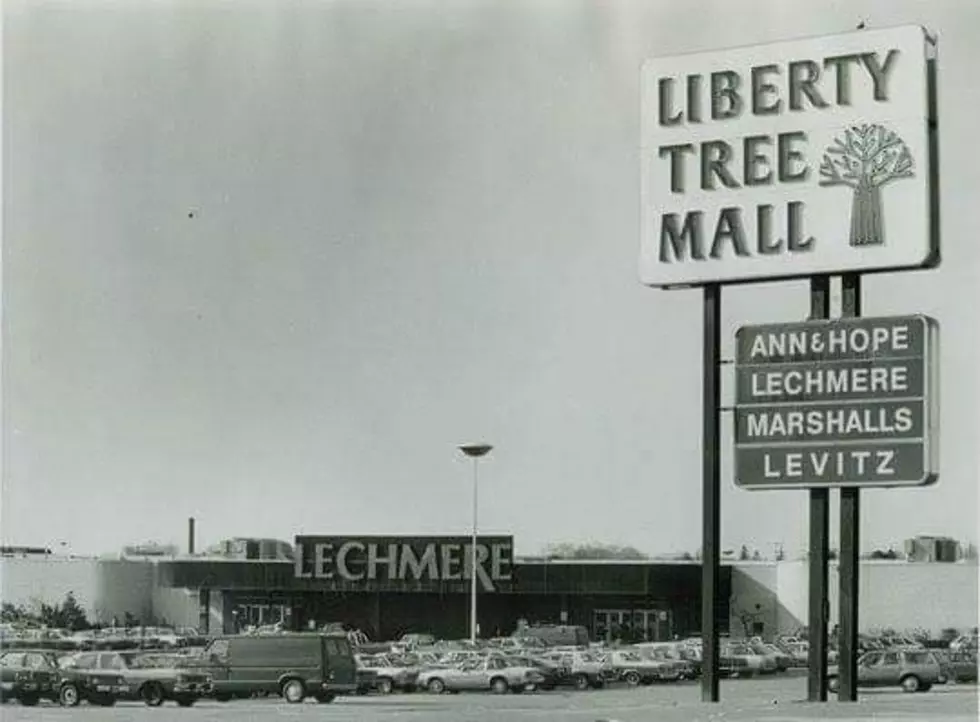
[818, 124, 915, 247]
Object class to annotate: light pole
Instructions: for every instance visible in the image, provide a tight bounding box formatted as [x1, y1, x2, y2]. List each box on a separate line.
[458, 442, 492, 644]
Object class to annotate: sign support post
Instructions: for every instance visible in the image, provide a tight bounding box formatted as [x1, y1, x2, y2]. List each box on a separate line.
[701, 283, 721, 703]
[838, 273, 863, 701]
[807, 276, 831, 701]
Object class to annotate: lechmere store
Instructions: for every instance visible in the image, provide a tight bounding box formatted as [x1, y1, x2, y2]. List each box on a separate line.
[155, 536, 729, 642]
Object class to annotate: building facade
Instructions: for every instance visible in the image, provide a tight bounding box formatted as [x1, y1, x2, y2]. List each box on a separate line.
[2, 535, 977, 642]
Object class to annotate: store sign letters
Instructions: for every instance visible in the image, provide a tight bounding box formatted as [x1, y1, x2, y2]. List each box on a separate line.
[294, 536, 514, 592]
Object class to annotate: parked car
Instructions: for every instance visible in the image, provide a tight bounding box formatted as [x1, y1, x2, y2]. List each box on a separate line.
[417, 656, 544, 694]
[503, 654, 564, 690]
[0, 649, 62, 706]
[933, 650, 979, 683]
[827, 649, 945, 693]
[195, 633, 356, 703]
[721, 643, 776, 676]
[949, 634, 979, 653]
[399, 634, 436, 650]
[749, 642, 794, 672]
[633, 646, 691, 680]
[355, 666, 378, 695]
[540, 649, 617, 689]
[600, 649, 669, 686]
[61, 650, 211, 707]
[48, 652, 129, 707]
[356, 654, 420, 694]
[514, 625, 589, 648]
[404, 651, 448, 669]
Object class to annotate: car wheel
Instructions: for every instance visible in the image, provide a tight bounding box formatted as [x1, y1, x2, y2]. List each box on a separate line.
[142, 682, 165, 707]
[315, 692, 335, 703]
[624, 670, 641, 687]
[827, 676, 840, 693]
[901, 675, 921, 693]
[281, 678, 306, 704]
[574, 674, 590, 691]
[427, 678, 445, 694]
[175, 695, 196, 707]
[214, 691, 232, 702]
[377, 677, 394, 695]
[18, 694, 40, 707]
[591, 679, 606, 690]
[59, 684, 81, 707]
[490, 676, 509, 694]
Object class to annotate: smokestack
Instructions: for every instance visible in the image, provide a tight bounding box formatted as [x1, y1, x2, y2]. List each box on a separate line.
[188, 517, 196, 556]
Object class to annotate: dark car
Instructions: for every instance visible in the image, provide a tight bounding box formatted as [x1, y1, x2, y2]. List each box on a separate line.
[51, 652, 130, 707]
[197, 633, 357, 703]
[355, 666, 379, 695]
[538, 650, 615, 689]
[934, 650, 978, 683]
[0, 650, 62, 706]
[60, 650, 211, 707]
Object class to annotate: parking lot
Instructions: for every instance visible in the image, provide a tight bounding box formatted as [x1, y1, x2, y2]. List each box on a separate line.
[3, 676, 977, 722]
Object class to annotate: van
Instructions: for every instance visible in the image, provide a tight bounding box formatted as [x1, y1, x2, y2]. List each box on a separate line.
[517, 625, 590, 648]
[199, 633, 357, 703]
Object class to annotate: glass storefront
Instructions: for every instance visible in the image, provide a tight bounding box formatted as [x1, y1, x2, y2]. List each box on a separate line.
[231, 603, 291, 632]
[593, 607, 673, 643]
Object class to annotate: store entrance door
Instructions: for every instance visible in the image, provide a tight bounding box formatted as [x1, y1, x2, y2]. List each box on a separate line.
[592, 609, 630, 643]
[593, 608, 672, 643]
[632, 609, 672, 642]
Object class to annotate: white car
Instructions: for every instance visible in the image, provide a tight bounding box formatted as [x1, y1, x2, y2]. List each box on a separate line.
[417, 656, 544, 694]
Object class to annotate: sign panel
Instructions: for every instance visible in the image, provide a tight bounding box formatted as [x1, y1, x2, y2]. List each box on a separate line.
[640, 25, 937, 287]
[733, 315, 938, 489]
[293, 535, 514, 592]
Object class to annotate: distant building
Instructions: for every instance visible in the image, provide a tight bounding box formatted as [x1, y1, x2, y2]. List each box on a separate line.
[904, 535, 959, 563]
[0, 546, 52, 558]
[202, 538, 294, 561]
[122, 543, 179, 559]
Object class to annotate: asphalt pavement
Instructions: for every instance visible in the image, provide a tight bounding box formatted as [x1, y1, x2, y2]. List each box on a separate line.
[2, 676, 977, 722]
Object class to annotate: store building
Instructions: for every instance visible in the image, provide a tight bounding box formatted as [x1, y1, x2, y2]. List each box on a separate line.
[154, 535, 728, 642]
[2, 534, 976, 642]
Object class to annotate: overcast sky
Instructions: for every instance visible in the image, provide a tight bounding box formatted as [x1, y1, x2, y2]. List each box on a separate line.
[3, 0, 978, 559]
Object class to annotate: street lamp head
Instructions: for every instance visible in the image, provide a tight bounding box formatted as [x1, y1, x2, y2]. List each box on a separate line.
[458, 442, 493, 458]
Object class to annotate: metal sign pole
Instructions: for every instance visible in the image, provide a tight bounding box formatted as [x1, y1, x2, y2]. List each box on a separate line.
[701, 283, 722, 702]
[806, 275, 831, 701]
[838, 273, 862, 701]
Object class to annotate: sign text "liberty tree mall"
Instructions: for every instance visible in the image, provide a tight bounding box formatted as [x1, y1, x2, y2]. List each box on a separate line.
[733, 315, 939, 489]
[640, 25, 937, 287]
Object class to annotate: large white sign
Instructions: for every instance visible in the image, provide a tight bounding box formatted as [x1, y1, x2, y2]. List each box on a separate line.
[640, 25, 937, 287]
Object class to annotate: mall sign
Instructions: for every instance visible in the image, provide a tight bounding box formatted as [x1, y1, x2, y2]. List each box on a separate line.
[640, 25, 936, 287]
[733, 315, 939, 488]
